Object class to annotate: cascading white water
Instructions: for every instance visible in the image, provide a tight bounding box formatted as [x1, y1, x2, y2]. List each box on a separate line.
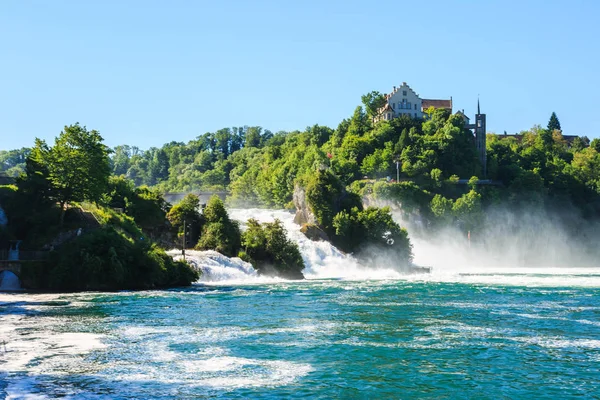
[168, 250, 260, 283]
[171, 208, 410, 284]
[229, 209, 407, 281]
[0, 271, 22, 291]
[173, 208, 600, 287]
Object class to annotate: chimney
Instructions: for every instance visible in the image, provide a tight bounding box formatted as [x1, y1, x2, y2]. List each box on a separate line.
[393, 86, 396, 91]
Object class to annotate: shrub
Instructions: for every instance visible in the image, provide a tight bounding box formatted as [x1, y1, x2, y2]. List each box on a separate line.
[242, 218, 304, 279]
[305, 170, 362, 234]
[167, 193, 204, 246]
[195, 196, 241, 257]
[47, 227, 198, 291]
[333, 206, 412, 265]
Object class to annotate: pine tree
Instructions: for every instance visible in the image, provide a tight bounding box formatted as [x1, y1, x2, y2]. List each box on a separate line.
[547, 112, 561, 132]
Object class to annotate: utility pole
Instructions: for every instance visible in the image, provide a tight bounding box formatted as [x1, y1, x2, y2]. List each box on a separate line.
[182, 217, 186, 261]
[393, 157, 400, 182]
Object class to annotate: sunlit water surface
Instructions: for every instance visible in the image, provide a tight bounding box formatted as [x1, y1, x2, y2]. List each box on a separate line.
[1, 209, 599, 398]
[2, 274, 600, 399]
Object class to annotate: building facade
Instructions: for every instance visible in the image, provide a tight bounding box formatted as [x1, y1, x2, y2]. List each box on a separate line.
[377, 82, 488, 177]
[377, 82, 452, 122]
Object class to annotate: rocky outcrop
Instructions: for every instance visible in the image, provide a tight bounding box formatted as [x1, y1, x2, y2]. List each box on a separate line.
[293, 184, 317, 226]
[300, 223, 330, 242]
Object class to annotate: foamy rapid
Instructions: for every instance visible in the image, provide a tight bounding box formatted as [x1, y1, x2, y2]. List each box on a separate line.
[169, 208, 600, 287]
[168, 249, 262, 283]
[229, 208, 409, 280]
[410, 236, 600, 287]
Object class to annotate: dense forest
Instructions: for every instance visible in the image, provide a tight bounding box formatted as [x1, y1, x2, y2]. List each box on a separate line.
[4, 102, 597, 215]
[2, 92, 600, 287]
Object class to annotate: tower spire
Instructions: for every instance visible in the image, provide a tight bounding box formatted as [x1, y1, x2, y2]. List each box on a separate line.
[477, 96, 480, 114]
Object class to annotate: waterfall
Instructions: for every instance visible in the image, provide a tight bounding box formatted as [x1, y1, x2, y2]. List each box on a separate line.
[168, 250, 260, 283]
[171, 208, 423, 284]
[228, 209, 407, 280]
[0, 271, 22, 291]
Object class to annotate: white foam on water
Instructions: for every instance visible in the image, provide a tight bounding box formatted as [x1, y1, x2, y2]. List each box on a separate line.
[409, 235, 600, 287]
[170, 208, 600, 286]
[182, 356, 313, 388]
[229, 208, 407, 280]
[513, 337, 600, 349]
[169, 249, 257, 281]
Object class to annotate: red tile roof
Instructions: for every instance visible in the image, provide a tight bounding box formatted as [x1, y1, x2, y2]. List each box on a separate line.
[422, 99, 452, 110]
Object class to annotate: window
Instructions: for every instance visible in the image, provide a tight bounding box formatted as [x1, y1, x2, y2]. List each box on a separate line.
[414, 104, 417, 110]
[407, 102, 411, 109]
[392, 103, 395, 109]
[414, 112, 417, 118]
[403, 90, 407, 96]
[477, 120, 482, 128]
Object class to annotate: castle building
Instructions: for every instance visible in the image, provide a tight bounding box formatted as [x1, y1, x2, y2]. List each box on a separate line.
[377, 82, 487, 177]
[376, 82, 452, 121]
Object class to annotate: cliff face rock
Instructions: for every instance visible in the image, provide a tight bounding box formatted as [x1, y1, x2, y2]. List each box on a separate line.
[293, 184, 317, 226]
[300, 223, 330, 242]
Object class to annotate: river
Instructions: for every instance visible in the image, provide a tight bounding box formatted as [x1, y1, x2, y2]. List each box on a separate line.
[1, 209, 599, 399]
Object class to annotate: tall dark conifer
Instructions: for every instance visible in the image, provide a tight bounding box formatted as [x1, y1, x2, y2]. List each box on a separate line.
[547, 112, 561, 132]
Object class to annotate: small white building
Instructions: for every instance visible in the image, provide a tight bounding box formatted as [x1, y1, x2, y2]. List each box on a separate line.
[376, 82, 452, 122]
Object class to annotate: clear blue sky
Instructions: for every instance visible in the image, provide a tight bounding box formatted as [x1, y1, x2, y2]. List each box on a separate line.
[1, 0, 599, 150]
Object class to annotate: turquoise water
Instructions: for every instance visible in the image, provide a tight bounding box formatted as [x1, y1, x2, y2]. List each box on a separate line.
[2, 276, 600, 399]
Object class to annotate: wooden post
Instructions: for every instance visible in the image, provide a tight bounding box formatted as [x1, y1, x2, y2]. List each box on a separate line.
[182, 217, 186, 261]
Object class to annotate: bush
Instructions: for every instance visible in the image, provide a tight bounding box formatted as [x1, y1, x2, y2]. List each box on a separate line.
[242, 218, 305, 279]
[47, 227, 198, 291]
[333, 206, 412, 265]
[196, 196, 241, 257]
[167, 193, 204, 246]
[305, 170, 362, 234]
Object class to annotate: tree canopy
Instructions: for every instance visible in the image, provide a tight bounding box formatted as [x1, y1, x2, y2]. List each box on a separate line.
[29, 123, 111, 223]
[547, 112, 562, 132]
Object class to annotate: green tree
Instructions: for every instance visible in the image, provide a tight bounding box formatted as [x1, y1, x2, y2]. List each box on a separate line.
[570, 136, 589, 152]
[332, 206, 413, 265]
[245, 126, 263, 148]
[361, 91, 387, 123]
[196, 195, 241, 256]
[305, 170, 362, 233]
[167, 193, 203, 246]
[112, 145, 131, 176]
[430, 194, 454, 224]
[241, 218, 305, 279]
[547, 112, 561, 132]
[32, 123, 111, 224]
[452, 189, 482, 231]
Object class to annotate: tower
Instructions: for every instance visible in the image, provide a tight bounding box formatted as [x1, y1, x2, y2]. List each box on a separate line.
[474, 99, 487, 177]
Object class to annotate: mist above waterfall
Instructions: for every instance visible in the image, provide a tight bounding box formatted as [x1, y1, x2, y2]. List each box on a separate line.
[386, 201, 600, 271]
[174, 204, 600, 286]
